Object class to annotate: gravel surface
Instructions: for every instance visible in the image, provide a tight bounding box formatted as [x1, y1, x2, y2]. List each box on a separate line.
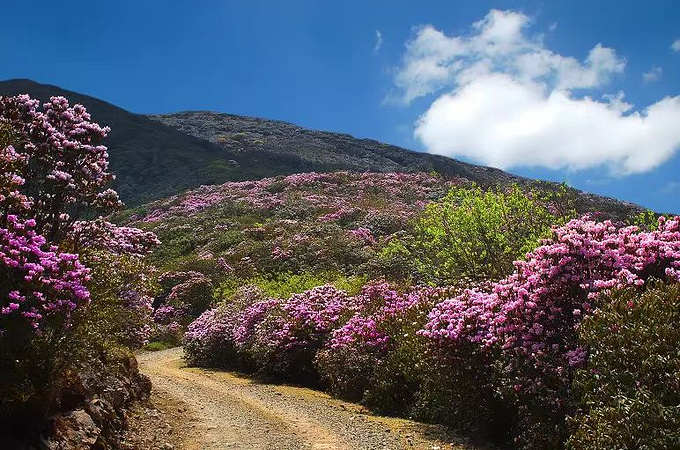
[136, 348, 490, 450]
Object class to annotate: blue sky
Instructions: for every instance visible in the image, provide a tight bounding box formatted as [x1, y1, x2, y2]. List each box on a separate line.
[2, 0, 680, 213]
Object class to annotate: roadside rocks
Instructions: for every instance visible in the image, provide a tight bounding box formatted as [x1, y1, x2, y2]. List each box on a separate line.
[43, 410, 100, 450]
[42, 350, 151, 450]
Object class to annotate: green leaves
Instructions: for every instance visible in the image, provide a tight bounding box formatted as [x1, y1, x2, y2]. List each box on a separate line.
[405, 184, 575, 284]
[569, 283, 680, 449]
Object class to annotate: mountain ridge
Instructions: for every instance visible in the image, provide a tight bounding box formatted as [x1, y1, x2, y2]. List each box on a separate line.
[0, 79, 645, 218]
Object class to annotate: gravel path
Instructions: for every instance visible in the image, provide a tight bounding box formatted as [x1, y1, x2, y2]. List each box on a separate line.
[137, 348, 486, 450]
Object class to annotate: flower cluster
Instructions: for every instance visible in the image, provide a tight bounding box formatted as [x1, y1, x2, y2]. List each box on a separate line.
[153, 271, 214, 322]
[184, 285, 270, 367]
[316, 283, 452, 400]
[0, 95, 159, 336]
[153, 304, 187, 325]
[0, 95, 120, 238]
[0, 215, 90, 331]
[119, 288, 154, 347]
[185, 284, 363, 380]
[349, 227, 376, 245]
[71, 219, 160, 257]
[421, 216, 680, 448]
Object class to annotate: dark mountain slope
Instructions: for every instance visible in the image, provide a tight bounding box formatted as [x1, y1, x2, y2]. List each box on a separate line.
[0, 79, 254, 204]
[0, 79, 645, 218]
[148, 111, 524, 186]
[149, 111, 645, 219]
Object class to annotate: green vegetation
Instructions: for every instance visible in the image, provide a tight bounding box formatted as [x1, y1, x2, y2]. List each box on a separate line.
[377, 184, 576, 284]
[216, 272, 367, 301]
[568, 282, 680, 449]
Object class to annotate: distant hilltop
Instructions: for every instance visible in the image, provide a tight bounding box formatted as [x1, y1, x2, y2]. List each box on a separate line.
[0, 79, 645, 219]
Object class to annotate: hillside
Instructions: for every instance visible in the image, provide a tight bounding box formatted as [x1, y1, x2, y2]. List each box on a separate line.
[0, 79, 254, 204]
[148, 111, 523, 186]
[126, 171, 457, 276]
[0, 79, 645, 218]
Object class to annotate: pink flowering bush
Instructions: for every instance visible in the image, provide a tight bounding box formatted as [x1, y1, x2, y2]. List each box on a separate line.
[315, 283, 411, 399]
[232, 298, 281, 352]
[0, 95, 159, 434]
[71, 218, 160, 257]
[317, 284, 462, 417]
[184, 285, 268, 368]
[421, 216, 680, 448]
[247, 285, 353, 383]
[0, 95, 120, 239]
[185, 308, 237, 367]
[415, 287, 509, 437]
[0, 215, 90, 333]
[155, 271, 213, 320]
[185, 284, 362, 383]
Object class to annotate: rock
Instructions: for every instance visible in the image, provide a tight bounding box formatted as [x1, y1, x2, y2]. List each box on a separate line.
[161, 443, 174, 450]
[40, 349, 152, 449]
[43, 409, 100, 450]
[85, 398, 116, 424]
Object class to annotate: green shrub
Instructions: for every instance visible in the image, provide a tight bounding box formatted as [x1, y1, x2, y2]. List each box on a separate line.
[401, 184, 575, 285]
[568, 282, 680, 449]
[215, 272, 366, 301]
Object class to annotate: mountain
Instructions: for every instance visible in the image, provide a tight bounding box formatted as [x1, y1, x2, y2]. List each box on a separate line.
[0, 79, 252, 204]
[0, 79, 645, 218]
[147, 111, 525, 185]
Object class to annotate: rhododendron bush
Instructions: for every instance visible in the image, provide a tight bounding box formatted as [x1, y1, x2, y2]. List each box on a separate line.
[0, 95, 159, 433]
[316, 283, 462, 415]
[0, 215, 90, 333]
[421, 216, 680, 448]
[185, 284, 357, 383]
[184, 214, 680, 449]
[568, 282, 680, 449]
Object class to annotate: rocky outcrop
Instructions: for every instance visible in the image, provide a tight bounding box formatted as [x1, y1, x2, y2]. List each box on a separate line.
[41, 350, 151, 450]
[43, 410, 100, 450]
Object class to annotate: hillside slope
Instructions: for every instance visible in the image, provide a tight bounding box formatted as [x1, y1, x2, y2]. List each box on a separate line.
[0, 79, 252, 204]
[0, 79, 645, 218]
[148, 111, 523, 186]
[149, 111, 645, 218]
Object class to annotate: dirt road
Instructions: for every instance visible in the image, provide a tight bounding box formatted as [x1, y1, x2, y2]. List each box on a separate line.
[137, 348, 484, 450]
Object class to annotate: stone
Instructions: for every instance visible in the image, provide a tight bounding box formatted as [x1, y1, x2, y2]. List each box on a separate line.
[43, 409, 101, 450]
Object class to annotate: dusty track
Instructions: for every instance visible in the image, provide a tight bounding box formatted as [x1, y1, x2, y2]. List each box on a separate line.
[137, 348, 483, 450]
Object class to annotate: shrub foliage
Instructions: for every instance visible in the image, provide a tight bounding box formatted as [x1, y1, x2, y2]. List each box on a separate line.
[568, 282, 680, 449]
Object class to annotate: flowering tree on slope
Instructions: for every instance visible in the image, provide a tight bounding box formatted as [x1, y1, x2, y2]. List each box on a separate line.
[0, 95, 159, 428]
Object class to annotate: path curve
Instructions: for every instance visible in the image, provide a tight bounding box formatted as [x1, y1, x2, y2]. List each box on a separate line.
[137, 348, 479, 450]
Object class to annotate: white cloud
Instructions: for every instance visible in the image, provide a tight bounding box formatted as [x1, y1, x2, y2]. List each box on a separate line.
[643, 66, 662, 83]
[672, 39, 680, 52]
[374, 30, 383, 53]
[393, 10, 624, 105]
[392, 9, 680, 175]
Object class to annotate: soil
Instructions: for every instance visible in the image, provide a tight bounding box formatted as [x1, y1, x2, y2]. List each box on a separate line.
[128, 347, 492, 450]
